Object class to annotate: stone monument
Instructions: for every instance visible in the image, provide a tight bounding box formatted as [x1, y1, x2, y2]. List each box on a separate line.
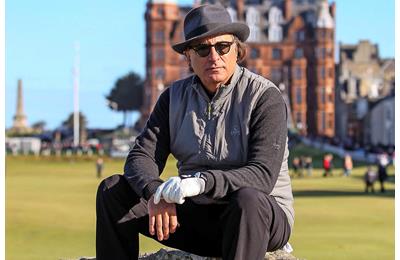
[10, 79, 31, 134]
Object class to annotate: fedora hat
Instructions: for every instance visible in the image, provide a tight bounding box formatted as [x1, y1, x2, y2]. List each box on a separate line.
[172, 5, 250, 54]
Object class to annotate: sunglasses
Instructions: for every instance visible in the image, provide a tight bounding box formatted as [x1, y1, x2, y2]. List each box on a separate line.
[191, 41, 235, 57]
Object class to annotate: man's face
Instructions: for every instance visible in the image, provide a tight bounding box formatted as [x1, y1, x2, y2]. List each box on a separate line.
[186, 34, 237, 93]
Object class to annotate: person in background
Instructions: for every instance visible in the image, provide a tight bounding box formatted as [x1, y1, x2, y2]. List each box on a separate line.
[292, 157, 300, 177]
[323, 154, 333, 177]
[377, 152, 389, 193]
[343, 153, 353, 177]
[304, 156, 313, 176]
[364, 166, 377, 193]
[95, 5, 294, 260]
[96, 158, 104, 179]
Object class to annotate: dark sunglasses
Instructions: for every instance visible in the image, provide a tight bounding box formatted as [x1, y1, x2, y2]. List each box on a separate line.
[191, 41, 235, 57]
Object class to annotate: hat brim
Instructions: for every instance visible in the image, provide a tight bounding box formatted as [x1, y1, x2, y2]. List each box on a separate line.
[172, 22, 250, 54]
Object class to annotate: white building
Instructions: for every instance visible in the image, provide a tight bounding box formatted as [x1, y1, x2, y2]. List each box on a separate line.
[364, 96, 395, 147]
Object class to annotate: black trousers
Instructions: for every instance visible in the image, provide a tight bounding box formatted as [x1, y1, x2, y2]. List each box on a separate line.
[96, 175, 291, 260]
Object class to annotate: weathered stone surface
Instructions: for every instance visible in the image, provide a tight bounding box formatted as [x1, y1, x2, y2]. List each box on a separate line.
[78, 248, 301, 260]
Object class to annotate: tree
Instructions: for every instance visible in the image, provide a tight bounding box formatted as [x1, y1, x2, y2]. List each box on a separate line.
[32, 120, 46, 132]
[106, 71, 144, 127]
[62, 112, 88, 144]
[62, 112, 88, 130]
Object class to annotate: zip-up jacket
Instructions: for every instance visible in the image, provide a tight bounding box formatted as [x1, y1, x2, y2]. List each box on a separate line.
[124, 65, 294, 229]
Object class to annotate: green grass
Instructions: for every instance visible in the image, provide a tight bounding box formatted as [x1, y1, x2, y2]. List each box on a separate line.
[5, 152, 395, 260]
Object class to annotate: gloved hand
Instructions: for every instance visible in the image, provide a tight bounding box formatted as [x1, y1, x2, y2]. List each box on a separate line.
[153, 173, 206, 204]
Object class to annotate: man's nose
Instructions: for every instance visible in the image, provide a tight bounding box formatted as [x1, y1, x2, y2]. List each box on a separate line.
[207, 46, 220, 61]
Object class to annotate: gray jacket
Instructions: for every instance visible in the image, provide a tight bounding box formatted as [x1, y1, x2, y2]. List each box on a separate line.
[168, 65, 294, 229]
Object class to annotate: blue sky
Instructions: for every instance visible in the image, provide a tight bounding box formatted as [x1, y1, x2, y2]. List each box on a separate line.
[5, 0, 395, 129]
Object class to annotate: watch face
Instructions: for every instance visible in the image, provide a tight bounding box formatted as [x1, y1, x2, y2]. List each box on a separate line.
[180, 172, 206, 182]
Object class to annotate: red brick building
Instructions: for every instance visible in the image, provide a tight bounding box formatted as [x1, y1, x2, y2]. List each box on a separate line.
[142, 0, 335, 137]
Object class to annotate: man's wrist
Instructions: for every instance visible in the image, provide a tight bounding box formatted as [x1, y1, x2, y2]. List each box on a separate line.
[143, 181, 163, 201]
[194, 172, 207, 183]
[201, 172, 215, 194]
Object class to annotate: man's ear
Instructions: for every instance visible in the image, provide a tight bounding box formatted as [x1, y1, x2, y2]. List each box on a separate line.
[184, 51, 191, 65]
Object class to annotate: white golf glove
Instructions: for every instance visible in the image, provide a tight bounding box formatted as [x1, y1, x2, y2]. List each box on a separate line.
[153, 173, 206, 204]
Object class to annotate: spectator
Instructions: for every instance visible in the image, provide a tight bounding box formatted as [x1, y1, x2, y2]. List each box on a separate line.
[292, 157, 301, 177]
[323, 154, 333, 177]
[343, 154, 353, 177]
[377, 153, 389, 193]
[364, 166, 377, 193]
[304, 156, 313, 176]
[96, 158, 104, 179]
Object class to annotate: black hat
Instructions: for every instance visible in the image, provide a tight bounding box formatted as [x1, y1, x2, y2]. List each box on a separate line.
[172, 5, 250, 54]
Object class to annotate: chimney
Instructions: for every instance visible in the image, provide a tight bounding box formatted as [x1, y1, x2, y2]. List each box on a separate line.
[236, 0, 244, 21]
[284, 0, 292, 21]
[329, 1, 336, 19]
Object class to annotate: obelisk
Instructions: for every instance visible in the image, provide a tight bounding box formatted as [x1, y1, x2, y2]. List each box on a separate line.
[12, 79, 29, 132]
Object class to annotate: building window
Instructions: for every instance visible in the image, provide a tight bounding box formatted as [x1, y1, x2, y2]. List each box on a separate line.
[155, 48, 164, 61]
[320, 67, 326, 78]
[294, 48, 303, 59]
[319, 30, 326, 39]
[321, 111, 326, 131]
[249, 26, 261, 42]
[250, 48, 260, 59]
[272, 48, 282, 59]
[296, 112, 303, 129]
[328, 113, 333, 129]
[246, 7, 260, 25]
[320, 87, 326, 104]
[294, 67, 302, 80]
[296, 112, 302, 123]
[271, 68, 282, 83]
[326, 47, 332, 58]
[316, 47, 326, 59]
[296, 31, 305, 42]
[155, 67, 165, 80]
[155, 30, 164, 43]
[328, 92, 333, 103]
[268, 25, 283, 42]
[329, 67, 334, 78]
[318, 47, 333, 59]
[157, 7, 164, 17]
[296, 88, 302, 104]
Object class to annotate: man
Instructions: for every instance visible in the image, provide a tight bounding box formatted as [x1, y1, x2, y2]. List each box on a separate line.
[96, 5, 294, 260]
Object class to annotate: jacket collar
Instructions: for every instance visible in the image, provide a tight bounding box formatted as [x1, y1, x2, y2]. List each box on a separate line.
[191, 65, 243, 103]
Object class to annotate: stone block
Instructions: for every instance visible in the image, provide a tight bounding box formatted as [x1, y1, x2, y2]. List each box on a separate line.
[78, 248, 301, 260]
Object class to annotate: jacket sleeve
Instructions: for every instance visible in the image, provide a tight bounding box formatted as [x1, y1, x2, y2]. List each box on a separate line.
[123, 88, 171, 200]
[201, 87, 288, 199]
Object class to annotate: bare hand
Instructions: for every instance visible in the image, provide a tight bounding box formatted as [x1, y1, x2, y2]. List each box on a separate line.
[148, 195, 178, 241]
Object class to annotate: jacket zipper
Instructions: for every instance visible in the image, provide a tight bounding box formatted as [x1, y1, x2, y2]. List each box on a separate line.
[207, 102, 212, 120]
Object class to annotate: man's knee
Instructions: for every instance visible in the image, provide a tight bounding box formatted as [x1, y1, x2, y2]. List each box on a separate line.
[229, 187, 272, 214]
[100, 174, 123, 191]
[97, 174, 128, 204]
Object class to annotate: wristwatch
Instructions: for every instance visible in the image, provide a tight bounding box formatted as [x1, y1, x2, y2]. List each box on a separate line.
[194, 172, 207, 183]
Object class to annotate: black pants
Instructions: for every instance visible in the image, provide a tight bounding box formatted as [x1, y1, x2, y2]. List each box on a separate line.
[96, 175, 291, 260]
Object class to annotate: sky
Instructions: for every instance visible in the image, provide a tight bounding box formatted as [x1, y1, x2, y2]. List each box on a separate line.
[4, 0, 395, 130]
